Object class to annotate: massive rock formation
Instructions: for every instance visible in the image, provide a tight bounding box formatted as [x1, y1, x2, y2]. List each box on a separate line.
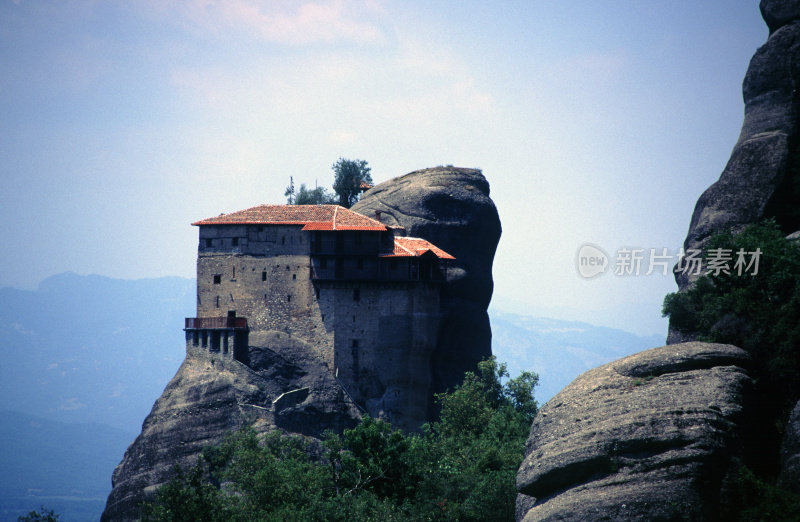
[103, 167, 500, 520]
[352, 166, 500, 414]
[516, 342, 753, 521]
[665, 2, 800, 504]
[102, 335, 362, 521]
[673, 0, 800, 298]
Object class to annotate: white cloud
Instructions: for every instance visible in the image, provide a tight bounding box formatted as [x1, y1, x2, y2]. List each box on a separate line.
[145, 0, 385, 45]
[168, 39, 494, 129]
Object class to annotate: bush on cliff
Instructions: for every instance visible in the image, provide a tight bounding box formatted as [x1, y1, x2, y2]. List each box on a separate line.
[142, 357, 537, 522]
[663, 219, 800, 413]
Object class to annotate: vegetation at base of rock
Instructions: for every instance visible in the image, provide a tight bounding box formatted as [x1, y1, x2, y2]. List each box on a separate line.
[663, 220, 800, 518]
[730, 466, 800, 522]
[663, 219, 800, 412]
[142, 358, 537, 522]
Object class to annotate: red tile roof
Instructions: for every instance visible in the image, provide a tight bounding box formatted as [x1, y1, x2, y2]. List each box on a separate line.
[192, 205, 387, 231]
[381, 237, 455, 260]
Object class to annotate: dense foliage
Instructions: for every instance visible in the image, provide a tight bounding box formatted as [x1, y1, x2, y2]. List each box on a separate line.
[283, 157, 372, 208]
[663, 220, 800, 412]
[332, 158, 372, 208]
[293, 184, 338, 205]
[142, 358, 537, 521]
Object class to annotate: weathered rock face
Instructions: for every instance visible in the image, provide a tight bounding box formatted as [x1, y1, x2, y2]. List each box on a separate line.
[352, 166, 500, 413]
[673, 0, 800, 301]
[761, 0, 800, 34]
[516, 342, 753, 522]
[101, 334, 362, 521]
[666, 2, 800, 495]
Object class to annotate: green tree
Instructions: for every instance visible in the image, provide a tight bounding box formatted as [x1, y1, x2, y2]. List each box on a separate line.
[141, 464, 231, 522]
[295, 184, 337, 205]
[663, 219, 800, 411]
[143, 358, 538, 522]
[332, 158, 372, 208]
[415, 358, 538, 522]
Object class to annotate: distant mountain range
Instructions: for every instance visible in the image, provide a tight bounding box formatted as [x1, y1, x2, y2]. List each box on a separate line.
[0, 273, 664, 520]
[0, 272, 194, 432]
[0, 273, 194, 521]
[489, 309, 665, 402]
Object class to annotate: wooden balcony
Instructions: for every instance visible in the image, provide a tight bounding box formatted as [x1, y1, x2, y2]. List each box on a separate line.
[185, 316, 248, 329]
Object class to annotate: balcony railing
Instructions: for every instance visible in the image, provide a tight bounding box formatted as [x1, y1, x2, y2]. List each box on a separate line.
[185, 317, 248, 329]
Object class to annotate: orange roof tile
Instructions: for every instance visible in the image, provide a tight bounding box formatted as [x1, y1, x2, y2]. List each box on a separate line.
[192, 204, 387, 231]
[381, 237, 455, 260]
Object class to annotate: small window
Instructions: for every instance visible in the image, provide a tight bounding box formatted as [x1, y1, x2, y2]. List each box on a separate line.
[232, 266, 235, 279]
[232, 237, 239, 247]
[287, 295, 292, 302]
[292, 274, 296, 280]
[352, 339, 359, 348]
[215, 295, 220, 308]
[353, 288, 360, 302]
[262, 271, 267, 281]
[286, 265, 290, 270]
[205, 238, 213, 248]
[213, 275, 221, 284]
[282, 236, 286, 245]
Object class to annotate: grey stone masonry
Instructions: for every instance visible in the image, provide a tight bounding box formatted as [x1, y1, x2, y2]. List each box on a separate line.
[186, 205, 453, 432]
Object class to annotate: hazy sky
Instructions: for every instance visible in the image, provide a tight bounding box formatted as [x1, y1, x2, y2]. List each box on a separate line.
[1, 1, 767, 335]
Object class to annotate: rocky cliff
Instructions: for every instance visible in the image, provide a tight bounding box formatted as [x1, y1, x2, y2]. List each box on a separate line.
[102, 167, 500, 521]
[516, 4, 800, 520]
[352, 166, 500, 415]
[516, 343, 753, 521]
[101, 333, 362, 521]
[672, 0, 800, 302]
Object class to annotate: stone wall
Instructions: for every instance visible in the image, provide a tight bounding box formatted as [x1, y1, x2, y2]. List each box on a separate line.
[197, 224, 334, 365]
[195, 223, 442, 431]
[319, 281, 441, 431]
